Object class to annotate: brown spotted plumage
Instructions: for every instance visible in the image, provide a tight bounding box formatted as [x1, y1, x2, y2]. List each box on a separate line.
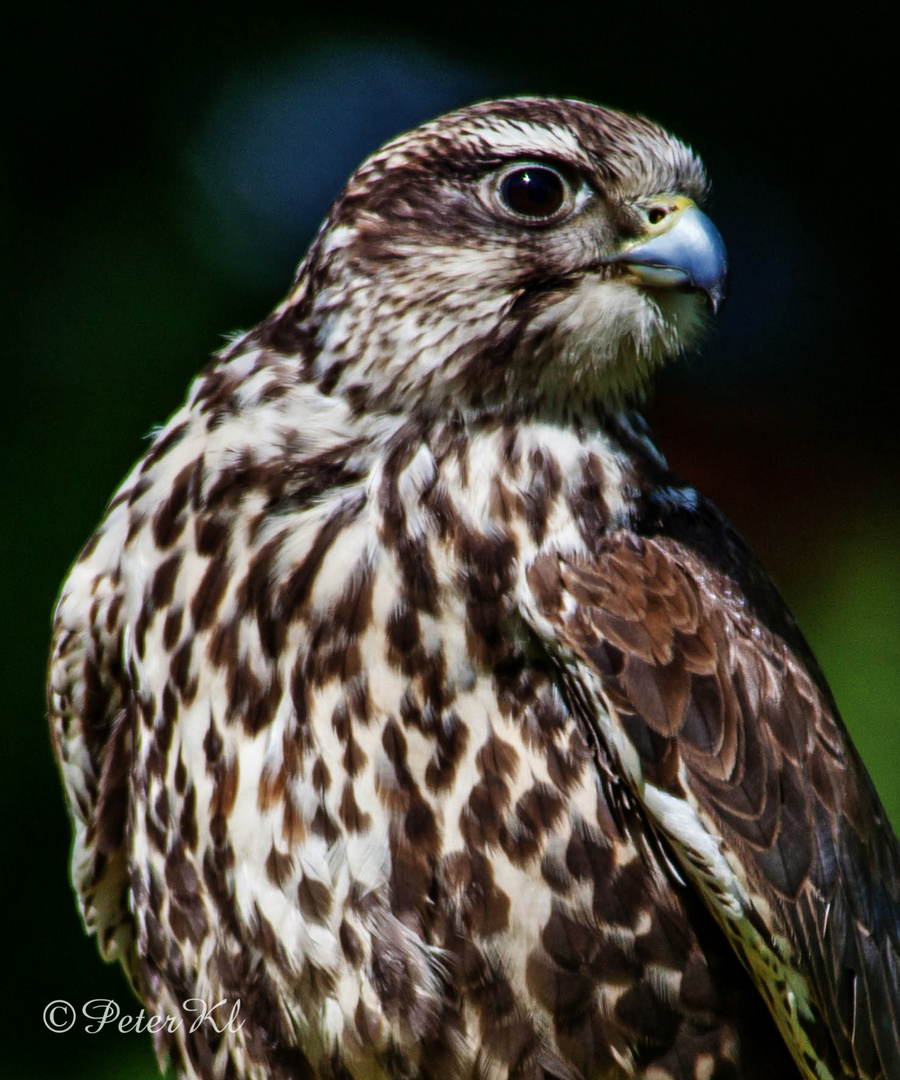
[48, 98, 900, 1080]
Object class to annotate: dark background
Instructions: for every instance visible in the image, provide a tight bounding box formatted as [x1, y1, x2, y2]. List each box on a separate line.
[2, 5, 897, 1078]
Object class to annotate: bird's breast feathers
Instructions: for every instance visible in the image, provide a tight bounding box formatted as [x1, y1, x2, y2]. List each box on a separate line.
[53, 388, 682, 1074]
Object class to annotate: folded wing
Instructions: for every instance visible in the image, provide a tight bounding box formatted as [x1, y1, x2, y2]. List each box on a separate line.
[524, 523, 900, 1080]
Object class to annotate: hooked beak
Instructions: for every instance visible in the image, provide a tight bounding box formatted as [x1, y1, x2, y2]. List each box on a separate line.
[605, 196, 728, 313]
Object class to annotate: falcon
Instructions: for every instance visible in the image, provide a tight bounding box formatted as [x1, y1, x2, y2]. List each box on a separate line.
[48, 97, 900, 1080]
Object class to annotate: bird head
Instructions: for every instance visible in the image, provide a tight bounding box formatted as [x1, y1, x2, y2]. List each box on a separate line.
[279, 98, 726, 417]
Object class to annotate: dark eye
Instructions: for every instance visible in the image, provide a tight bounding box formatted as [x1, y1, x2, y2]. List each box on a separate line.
[498, 165, 567, 220]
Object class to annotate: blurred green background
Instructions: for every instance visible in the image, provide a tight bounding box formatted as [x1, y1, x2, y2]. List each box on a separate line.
[2, 4, 897, 1078]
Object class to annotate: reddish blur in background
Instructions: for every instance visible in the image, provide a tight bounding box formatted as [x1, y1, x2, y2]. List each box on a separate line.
[2, 6, 897, 1079]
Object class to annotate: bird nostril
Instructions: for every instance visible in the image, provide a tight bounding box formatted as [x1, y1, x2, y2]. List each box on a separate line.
[647, 207, 668, 225]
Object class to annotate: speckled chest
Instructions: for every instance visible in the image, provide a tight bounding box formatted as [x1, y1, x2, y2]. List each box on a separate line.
[113, 404, 669, 1075]
[122, 411, 633, 828]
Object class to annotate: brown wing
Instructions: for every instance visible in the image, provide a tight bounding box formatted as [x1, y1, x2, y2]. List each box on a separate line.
[525, 528, 900, 1080]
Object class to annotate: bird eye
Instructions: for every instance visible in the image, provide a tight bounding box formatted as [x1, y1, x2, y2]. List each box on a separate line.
[497, 165, 568, 221]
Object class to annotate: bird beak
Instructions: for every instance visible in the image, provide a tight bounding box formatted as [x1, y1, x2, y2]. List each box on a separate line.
[605, 196, 728, 313]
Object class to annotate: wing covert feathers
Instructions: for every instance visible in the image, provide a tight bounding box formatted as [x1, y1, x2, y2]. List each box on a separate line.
[526, 531, 900, 1080]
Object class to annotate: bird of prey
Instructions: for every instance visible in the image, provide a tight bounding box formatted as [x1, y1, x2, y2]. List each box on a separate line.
[48, 98, 900, 1080]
